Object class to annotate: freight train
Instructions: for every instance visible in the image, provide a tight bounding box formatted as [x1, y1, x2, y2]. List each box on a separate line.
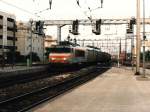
[48, 41, 111, 66]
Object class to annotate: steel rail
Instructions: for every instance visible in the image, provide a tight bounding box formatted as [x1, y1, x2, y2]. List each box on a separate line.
[0, 66, 109, 112]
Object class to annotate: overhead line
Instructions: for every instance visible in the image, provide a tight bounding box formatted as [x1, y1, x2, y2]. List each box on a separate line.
[0, 0, 40, 17]
[35, 8, 50, 14]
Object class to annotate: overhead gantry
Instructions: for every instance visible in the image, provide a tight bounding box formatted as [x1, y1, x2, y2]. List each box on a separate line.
[43, 18, 150, 42]
[42, 18, 150, 75]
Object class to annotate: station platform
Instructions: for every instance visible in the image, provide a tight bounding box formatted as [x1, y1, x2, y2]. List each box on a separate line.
[32, 67, 150, 112]
[0, 65, 48, 76]
[0, 65, 44, 72]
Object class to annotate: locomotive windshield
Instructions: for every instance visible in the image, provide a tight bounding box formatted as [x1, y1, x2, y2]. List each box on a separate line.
[50, 48, 71, 53]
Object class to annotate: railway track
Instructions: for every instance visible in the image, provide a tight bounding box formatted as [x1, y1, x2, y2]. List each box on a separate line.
[0, 65, 83, 89]
[0, 66, 109, 112]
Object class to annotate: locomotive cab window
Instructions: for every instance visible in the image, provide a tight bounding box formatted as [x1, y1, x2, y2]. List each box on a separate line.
[50, 48, 71, 53]
[75, 50, 85, 57]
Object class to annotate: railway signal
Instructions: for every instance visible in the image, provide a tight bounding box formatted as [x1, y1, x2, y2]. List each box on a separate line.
[92, 19, 101, 35]
[70, 20, 79, 35]
[35, 21, 44, 35]
[126, 18, 136, 34]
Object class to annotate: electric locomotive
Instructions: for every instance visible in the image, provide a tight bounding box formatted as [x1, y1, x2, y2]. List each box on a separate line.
[48, 41, 111, 66]
[49, 41, 86, 65]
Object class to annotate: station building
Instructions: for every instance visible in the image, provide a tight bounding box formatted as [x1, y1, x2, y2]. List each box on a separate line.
[0, 11, 16, 62]
[16, 21, 44, 61]
[44, 35, 57, 48]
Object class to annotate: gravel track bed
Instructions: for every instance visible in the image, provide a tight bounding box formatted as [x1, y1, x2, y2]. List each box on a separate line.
[0, 73, 73, 101]
[0, 66, 97, 102]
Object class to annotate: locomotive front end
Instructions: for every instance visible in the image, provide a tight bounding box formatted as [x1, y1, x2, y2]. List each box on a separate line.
[49, 47, 73, 64]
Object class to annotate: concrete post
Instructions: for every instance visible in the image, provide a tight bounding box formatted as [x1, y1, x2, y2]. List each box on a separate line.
[29, 20, 33, 67]
[142, 0, 146, 77]
[57, 25, 61, 44]
[118, 44, 120, 68]
[12, 20, 16, 68]
[135, 0, 141, 75]
[131, 34, 135, 70]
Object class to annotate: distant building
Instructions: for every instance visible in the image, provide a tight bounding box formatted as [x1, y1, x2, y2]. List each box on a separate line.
[0, 11, 16, 62]
[16, 21, 44, 61]
[44, 35, 57, 48]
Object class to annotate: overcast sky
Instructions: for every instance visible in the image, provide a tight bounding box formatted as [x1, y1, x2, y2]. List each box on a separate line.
[0, 0, 149, 21]
[0, 0, 150, 42]
[1, 0, 150, 53]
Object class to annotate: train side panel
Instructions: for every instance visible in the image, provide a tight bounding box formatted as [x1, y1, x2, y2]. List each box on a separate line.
[48, 43, 111, 66]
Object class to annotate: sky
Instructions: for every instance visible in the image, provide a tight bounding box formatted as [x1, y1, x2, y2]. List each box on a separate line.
[0, 0, 146, 21]
[0, 0, 150, 53]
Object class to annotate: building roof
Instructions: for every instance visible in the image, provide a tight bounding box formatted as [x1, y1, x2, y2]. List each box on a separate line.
[0, 10, 15, 19]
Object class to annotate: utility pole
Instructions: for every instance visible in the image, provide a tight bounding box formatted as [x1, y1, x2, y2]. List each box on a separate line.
[57, 25, 61, 45]
[142, 0, 146, 77]
[125, 36, 127, 61]
[131, 34, 135, 70]
[135, 0, 141, 75]
[2, 36, 4, 69]
[12, 20, 16, 68]
[29, 20, 33, 67]
[118, 38, 121, 67]
[43, 34, 46, 64]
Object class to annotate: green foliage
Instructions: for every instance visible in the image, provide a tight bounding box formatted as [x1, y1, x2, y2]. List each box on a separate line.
[6, 51, 26, 64]
[45, 47, 51, 59]
[140, 50, 150, 61]
[2, 51, 40, 65]
[145, 50, 150, 61]
[26, 52, 40, 62]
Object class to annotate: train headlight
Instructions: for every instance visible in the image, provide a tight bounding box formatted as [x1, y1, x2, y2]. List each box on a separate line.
[63, 58, 67, 60]
[51, 58, 56, 60]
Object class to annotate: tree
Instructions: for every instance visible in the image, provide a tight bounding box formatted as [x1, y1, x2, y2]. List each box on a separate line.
[26, 52, 40, 62]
